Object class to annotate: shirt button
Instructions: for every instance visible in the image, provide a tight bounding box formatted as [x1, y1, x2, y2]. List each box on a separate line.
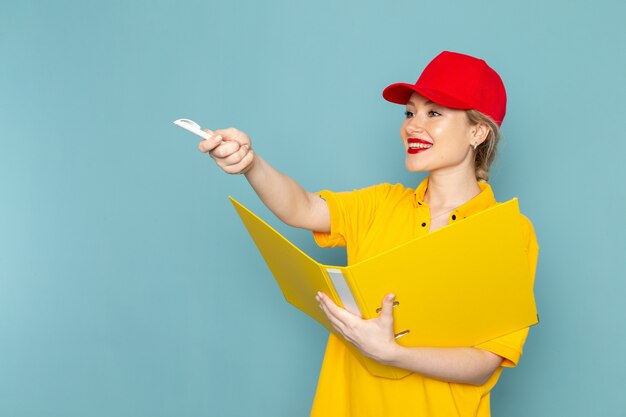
[421, 222, 427, 227]
[451, 214, 457, 220]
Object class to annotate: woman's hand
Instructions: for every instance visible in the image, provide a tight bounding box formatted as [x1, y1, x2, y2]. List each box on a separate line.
[317, 292, 504, 384]
[317, 292, 400, 364]
[198, 127, 255, 175]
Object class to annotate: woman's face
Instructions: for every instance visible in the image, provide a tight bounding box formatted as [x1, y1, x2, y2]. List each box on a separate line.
[400, 92, 482, 174]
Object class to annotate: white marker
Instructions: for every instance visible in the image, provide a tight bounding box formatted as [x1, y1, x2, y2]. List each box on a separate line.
[173, 119, 221, 142]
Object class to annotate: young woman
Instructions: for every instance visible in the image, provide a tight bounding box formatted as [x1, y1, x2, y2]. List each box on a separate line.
[198, 51, 538, 417]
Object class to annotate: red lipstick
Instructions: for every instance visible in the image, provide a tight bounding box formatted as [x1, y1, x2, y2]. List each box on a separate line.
[407, 138, 433, 154]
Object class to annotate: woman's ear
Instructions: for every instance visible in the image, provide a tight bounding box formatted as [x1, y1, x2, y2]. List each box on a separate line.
[471, 123, 491, 146]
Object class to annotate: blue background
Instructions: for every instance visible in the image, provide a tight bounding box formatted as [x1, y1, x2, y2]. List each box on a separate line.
[1, 0, 625, 416]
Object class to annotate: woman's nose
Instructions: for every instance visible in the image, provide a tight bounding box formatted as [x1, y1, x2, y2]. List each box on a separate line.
[405, 117, 425, 135]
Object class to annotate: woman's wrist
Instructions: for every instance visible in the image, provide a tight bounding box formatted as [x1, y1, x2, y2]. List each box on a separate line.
[242, 152, 261, 177]
[377, 341, 404, 366]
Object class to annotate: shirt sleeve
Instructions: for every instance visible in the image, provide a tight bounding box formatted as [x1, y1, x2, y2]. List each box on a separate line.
[474, 214, 539, 367]
[312, 190, 346, 248]
[312, 184, 390, 249]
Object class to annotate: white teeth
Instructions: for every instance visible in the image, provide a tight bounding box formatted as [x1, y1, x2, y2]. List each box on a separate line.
[409, 143, 432, 149]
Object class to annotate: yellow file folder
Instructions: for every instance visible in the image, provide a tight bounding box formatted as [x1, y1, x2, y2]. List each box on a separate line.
[230, 197, 538, 379]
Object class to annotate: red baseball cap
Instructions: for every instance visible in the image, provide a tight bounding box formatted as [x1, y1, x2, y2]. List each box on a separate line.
[382, 51, 507, 126]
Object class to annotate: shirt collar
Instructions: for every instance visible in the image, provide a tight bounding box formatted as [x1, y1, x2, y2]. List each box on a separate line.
[413, 177, 497, 220]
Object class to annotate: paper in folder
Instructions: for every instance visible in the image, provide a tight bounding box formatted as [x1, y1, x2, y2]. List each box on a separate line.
[229, 197, 538, 379]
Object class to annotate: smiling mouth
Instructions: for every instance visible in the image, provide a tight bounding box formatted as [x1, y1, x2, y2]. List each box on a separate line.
[407, 138, 433, 154]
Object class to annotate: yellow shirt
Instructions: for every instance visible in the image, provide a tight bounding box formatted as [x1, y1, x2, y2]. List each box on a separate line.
[311, 177, 539, 417]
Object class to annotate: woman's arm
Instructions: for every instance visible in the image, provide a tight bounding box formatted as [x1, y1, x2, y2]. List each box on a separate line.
[244, 155, 330, 232]
[317, 292, 503, 386]
[198, 128, 330, 232]
[386, 345, 503, 386]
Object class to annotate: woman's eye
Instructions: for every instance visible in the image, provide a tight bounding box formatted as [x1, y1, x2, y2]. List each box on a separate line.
[428, 110, 441, 117]
[404, 111, 414, 119]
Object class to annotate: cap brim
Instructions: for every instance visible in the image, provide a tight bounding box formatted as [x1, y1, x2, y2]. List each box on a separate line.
[382, 83, 472, 110]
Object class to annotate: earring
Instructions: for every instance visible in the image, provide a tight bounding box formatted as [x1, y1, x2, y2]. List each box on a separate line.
[472, 143, 478, 150]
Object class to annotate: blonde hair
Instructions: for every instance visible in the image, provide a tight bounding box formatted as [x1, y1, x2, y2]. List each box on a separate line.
[465, 110, 501, 182]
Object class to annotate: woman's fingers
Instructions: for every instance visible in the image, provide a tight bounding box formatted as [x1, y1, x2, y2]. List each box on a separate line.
[321, 293, 358, 322]
[317, 292, 356, 329]
[214, 127, 250, 147]
[197, 133, 223, 153]
[209, 140, 241, 160]
[378, 293, 396, 323]
[224, 148, 255, 174]
[318, 296, 349, 335]
[197, 127, 254, 175]
[213, 143, 249, 166]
